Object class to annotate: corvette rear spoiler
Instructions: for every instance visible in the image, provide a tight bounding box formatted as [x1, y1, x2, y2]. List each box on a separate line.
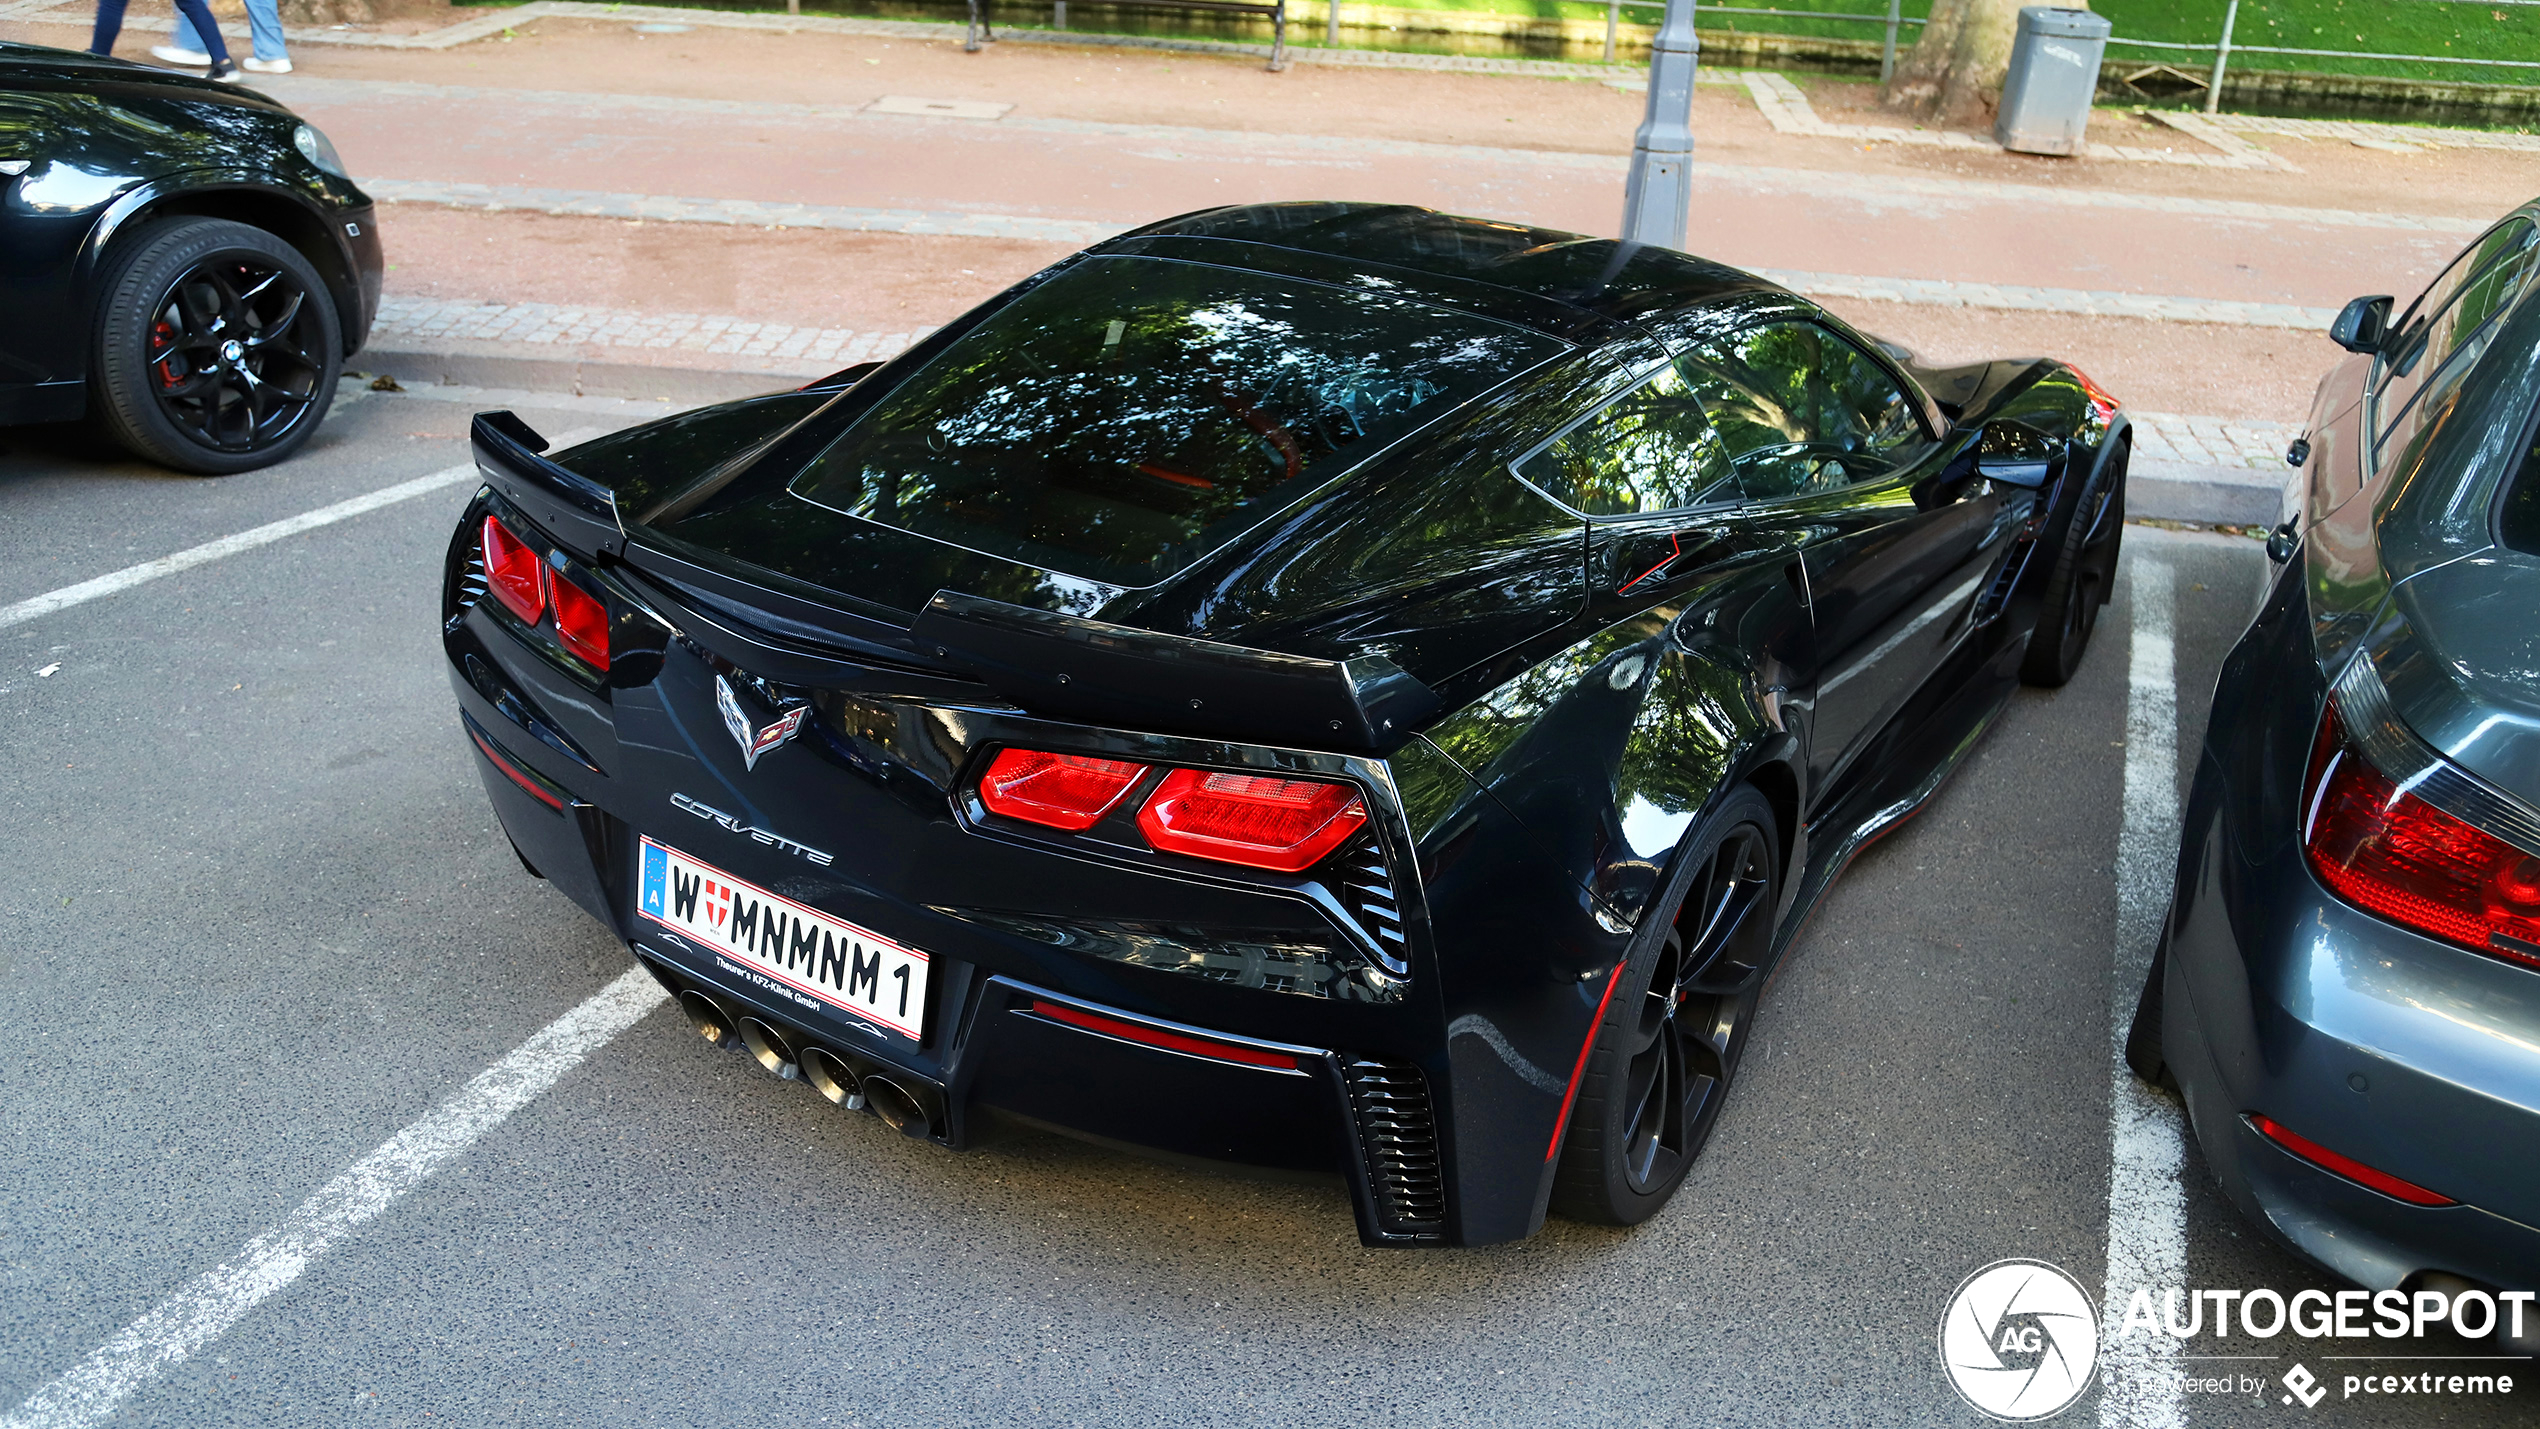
[471, 412, 627, 559]
[910, 591, 1440, 756]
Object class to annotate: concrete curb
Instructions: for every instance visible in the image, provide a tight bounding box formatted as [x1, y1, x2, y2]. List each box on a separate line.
[357, 343, 828, 406]
[2129, 458, 2288, 528]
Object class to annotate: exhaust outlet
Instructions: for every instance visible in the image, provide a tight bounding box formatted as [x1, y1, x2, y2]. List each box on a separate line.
[799, 1047, 865, 1110]
[677, 989, 742, 1051]
[737, 1017, 800, 1080]
[861, 1075, 932, 1139]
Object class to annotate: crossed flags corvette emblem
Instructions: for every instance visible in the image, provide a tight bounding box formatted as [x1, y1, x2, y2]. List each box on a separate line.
[715, 673, 808, 771]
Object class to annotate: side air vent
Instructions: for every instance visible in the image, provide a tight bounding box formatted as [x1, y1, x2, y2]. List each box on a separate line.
[446, 538, 488, 625]
[1332, 836, 1412, 978]
[1342, 1057, 1445, 1237]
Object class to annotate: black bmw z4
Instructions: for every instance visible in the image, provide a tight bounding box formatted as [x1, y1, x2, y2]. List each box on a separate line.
[444, 203, 2129, 1247]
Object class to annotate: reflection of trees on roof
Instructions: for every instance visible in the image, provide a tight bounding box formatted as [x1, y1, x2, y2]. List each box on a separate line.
[794, 257, 1558, 585]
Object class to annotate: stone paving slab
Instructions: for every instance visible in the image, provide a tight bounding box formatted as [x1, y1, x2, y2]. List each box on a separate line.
[371, 295, 932, 367]
[363, 177, 1124, 243]
[1755, 268, 2338, 331]
[2205, 111, 2540, 155]
[1740, 72, 2302, 172]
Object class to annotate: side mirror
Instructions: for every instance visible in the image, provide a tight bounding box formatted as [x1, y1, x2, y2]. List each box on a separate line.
[2330, 295, 2393, 354]
[1973, 420, 2058, 488]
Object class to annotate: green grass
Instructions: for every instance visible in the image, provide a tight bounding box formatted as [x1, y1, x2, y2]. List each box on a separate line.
[2096, 0, 2540, 85]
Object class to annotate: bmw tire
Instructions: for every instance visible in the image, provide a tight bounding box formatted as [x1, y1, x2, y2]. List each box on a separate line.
[91, 217, 342, 475]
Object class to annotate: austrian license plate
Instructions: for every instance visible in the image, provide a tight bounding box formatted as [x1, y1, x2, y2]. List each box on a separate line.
[635, 837, 929, 1040]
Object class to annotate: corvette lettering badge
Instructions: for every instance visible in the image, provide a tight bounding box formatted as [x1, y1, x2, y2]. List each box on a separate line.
[716, 673, 807, 771]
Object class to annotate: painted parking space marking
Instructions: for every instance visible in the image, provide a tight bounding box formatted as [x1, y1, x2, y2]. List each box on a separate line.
[0, 429, 596, 634]
[2100, 553, 2188, 1429]
[0, 968, 668, 1429]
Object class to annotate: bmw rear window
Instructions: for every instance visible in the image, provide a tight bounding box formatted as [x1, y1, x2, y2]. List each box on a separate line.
[788, 256, 1560, 586]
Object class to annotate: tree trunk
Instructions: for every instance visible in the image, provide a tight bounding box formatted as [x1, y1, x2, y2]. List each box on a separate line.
[1886, 0, 2065, 128]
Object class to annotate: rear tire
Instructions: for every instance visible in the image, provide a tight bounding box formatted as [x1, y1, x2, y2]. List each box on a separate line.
[2019, 442, 2128, 687]
[90, 217, 341, 475]
[1551, 785, 1778, 1226]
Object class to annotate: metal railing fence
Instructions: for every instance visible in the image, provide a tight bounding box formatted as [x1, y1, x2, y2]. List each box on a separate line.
[2104, 0, 2540, 114]
[1599, 0, 1923, 80]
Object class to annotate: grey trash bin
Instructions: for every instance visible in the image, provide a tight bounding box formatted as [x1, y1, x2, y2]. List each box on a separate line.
[1995, 6, 2113, 156]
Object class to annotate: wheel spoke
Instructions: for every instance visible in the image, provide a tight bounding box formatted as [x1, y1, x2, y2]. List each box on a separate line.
[144, 256, 325, 454]
[243, 290, 304, 348]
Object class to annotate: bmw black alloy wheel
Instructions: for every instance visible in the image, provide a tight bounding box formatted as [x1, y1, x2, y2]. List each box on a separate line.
[145, 255, 326, 452]
[1554, 785, 1780, 1225]
[93, 217, 342, 475]
[1617, 820, 1772, 1194]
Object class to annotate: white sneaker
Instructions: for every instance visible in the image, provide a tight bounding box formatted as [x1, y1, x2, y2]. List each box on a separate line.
[241, 56, 292, 74]
[149, 43, 212, 66]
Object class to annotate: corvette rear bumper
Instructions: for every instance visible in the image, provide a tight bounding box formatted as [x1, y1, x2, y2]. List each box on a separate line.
[444, 524, 1468, 1246]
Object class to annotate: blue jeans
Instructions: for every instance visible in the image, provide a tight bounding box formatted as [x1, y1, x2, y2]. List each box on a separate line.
[91, 0, 231, 62]
[174, 0, 285, 61]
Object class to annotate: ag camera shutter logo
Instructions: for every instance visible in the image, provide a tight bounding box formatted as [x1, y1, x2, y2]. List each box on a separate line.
[1939, 1259, 2100, 1421]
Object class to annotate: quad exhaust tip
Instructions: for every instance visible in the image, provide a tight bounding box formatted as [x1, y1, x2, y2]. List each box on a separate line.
[677, 989, 742, 1051]
[799, 1046, 866, 1111]
[862, 1075, 932, 1139]
[737, 1016, 801, 1081]
[666, 974, 929, 1135]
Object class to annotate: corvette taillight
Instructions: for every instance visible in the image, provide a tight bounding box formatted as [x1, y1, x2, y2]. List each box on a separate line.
[2304, 698, 2540, 970]
[549, 575, 610, 671]
[479, 515, 609, 671]
[979, 748, 1148, 830]
[482, 515, 545, 624]
[1137, 769, 1367, 873]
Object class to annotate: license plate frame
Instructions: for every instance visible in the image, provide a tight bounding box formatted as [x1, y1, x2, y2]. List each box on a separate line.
[635, 836, 930, 1041]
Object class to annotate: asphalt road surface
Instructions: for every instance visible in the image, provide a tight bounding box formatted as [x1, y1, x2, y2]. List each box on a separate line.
[0, 387, 2521, 1427]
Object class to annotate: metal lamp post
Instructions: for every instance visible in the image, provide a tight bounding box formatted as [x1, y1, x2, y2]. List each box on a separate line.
[1619, 0, 1698, 249]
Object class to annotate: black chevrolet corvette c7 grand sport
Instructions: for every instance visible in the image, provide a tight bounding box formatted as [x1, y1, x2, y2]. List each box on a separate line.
[445, 203, 2130, 1247]
[0, 41, 380, 471]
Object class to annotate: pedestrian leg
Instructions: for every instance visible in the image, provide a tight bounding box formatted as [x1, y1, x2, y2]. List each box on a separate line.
[169, 0, 233, 65]
[88, 0, 130, 54]
[246, 0, 288, 65]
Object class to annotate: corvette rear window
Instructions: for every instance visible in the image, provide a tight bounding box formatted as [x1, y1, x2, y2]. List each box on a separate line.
[788, 256, 1559, 586]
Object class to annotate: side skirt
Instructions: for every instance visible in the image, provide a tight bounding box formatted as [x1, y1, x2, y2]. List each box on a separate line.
[1768, 639, 2027, 981]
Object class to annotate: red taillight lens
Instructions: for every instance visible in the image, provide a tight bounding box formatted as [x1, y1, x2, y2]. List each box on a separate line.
[2247, 1113, 2455, 1206]
[481, 516, 546, 625]
[2304, 699, 2540, 969]
[978, 748, 1149, 830]
[1136, 769, 1367, 873]
[549, 575, 610, 671]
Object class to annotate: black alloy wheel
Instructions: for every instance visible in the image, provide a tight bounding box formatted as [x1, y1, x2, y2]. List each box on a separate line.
[91, 218, 341, 475]
[1552, 784, 1780, 1226]
[2019, 443, 2129, 688]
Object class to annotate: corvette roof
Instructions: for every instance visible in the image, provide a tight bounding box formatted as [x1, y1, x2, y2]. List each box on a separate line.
[1118, 202, 1788, 336]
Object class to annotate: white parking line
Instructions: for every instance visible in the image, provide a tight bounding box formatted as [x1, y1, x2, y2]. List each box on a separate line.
[0, 428, 596, 634]
[0, 968, 668, 1429]
[2100, 554, 2187, 1429]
